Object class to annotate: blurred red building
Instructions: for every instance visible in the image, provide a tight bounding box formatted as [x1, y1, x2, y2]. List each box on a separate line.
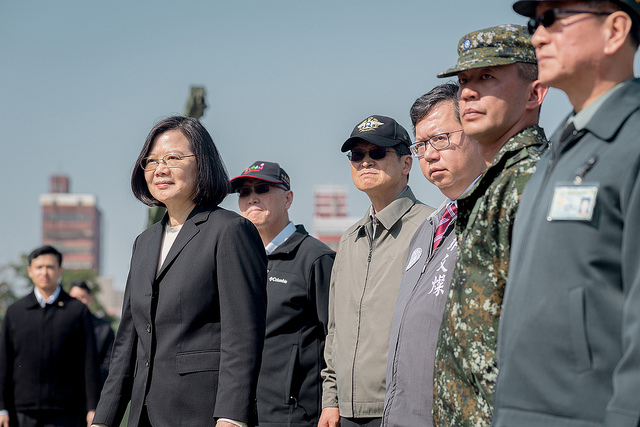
[40, 175, 101, 272]
[312, 185, 358, 250]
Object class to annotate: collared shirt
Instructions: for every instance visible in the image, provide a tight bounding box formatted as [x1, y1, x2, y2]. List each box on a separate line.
[34, 285, 61, 307]
[264, 221, 296, 255]
[567, 81, 627, 130]
[368, 186, 410, 236]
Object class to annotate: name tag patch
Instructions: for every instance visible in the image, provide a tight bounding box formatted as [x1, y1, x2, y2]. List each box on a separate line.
[547, 183, 598, 221]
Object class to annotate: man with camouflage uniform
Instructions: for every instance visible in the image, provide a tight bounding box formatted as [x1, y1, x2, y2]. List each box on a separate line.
[432, 25, 548, 426]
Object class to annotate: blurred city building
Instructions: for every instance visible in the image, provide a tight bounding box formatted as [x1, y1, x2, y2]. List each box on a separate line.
[311, 185, 359, 250]
[40, 175, 101, 272]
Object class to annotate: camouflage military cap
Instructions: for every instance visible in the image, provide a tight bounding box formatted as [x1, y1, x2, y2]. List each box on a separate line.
[437, 24, 536, 78]
[513, 0, 640, 20]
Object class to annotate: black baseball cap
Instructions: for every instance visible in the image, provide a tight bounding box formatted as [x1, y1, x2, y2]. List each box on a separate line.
[513, 0, 640, 19]
[341, 115, 412, 152]
[229, 161, 291, 192]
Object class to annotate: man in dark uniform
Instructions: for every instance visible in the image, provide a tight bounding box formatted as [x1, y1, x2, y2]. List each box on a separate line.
[493, 1, 640, 426]
[0, 246, 99, 427]
[231, 161, 335, 427]
[69, 281, 115, 390]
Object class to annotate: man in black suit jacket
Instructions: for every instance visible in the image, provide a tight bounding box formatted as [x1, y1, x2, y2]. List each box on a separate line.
[69, 281, 115, 390]
[0, 246, 100, 427]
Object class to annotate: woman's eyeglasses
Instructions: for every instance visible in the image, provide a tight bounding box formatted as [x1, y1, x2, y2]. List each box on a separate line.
[140, 154, 195, 171]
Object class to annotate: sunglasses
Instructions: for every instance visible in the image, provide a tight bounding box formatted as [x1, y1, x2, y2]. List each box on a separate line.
[235, 183, 285, 198]
[527, 9, 611, 34]
[347, 148, 395, 162]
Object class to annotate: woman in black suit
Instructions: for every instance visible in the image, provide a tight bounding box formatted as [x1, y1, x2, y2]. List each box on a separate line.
[91, 116, 267, 427]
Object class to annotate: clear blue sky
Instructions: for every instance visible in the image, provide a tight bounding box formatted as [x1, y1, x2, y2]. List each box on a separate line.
[2, 1, 637, 290]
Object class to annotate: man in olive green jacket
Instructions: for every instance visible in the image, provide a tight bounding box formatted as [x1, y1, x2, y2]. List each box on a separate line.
[319, 115, 433, 427]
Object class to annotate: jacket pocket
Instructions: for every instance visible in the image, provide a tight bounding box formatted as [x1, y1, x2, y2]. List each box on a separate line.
[176, 350, 220, 375]
[283, 344, 299, 405]
[569, 287, 592, 372]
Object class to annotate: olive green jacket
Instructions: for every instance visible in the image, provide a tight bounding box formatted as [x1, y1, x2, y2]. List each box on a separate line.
[321, 187, 433, 418]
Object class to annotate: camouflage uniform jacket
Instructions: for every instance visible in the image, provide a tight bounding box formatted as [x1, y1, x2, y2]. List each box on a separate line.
[432, 125, 547, 427]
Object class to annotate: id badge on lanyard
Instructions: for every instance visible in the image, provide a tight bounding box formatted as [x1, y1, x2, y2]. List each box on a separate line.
[547, 155, 599, 222]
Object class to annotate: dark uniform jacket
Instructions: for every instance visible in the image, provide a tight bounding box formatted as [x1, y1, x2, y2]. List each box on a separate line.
[0, 290, 100, 416]
[92, 314, 114, 389]
[257, 225, 335, 427]
[493, 78, 640, 427]
[93, 206, 267, 427]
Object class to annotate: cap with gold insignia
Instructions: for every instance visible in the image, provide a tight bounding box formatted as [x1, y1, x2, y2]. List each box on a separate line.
[513, 0, 640, 20]
[341, 115, 412, 152]
[437, 24, 536, 78]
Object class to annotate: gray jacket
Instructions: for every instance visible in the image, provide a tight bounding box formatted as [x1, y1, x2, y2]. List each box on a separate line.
[382, 201, 457, 427]
[321, 187, 433, 418]
[493, 78, 640, 427]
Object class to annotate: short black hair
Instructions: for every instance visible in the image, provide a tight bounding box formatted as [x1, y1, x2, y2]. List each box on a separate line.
[392, 143, 411, 156]
[28, 245, 62, 267]
[70, 281, 92, 294]
[410, 83, 460, 135]
[131, 116, 230, 208]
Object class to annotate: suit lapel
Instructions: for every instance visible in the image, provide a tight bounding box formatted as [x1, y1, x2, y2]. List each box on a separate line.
[141, 221, 164, 285]
[156, 207, 212, 279]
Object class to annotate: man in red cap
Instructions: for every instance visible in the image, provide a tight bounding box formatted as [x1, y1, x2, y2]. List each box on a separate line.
[493, 1, 640, 426]
[231, 161, 335, 427]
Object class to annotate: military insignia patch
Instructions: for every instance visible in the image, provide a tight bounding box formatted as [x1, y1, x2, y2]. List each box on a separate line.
[243, 163, 265, 174]
[357, 117, 384, 132]
[462, 38, 471, 50]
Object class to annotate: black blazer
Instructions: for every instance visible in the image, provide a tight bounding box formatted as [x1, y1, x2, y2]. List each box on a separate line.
[91, 314, 115, 389]
[93, 205, 267, 427]
[0, 290, 100, 415]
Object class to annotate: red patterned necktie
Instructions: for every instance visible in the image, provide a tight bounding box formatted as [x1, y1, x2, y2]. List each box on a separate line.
[433, 203, 457, 251]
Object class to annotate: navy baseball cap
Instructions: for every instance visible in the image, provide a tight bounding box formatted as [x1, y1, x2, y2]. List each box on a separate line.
[341, 115, 412, 152]
[513, 0, 640, 19]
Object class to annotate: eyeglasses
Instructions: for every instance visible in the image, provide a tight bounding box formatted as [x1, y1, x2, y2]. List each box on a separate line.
[409, 130, 463, 158]
[527, 9, 611, 34]
[235, 183, 286, 198]
[140, 154, 195, 171]
[347, 148, 396, 162]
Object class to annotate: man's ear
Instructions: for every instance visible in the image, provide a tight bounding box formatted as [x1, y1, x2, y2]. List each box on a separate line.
[603, 11, 634, 55]
[526, 80, 549, 112]
[284, 190, 293, 210]
[402, 154, 413, 176]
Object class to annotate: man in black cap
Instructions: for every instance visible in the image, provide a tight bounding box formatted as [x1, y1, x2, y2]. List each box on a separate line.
[230, 162, 335, 427]
[492, 1, 640, 426]
[319, 116, 433, 427]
